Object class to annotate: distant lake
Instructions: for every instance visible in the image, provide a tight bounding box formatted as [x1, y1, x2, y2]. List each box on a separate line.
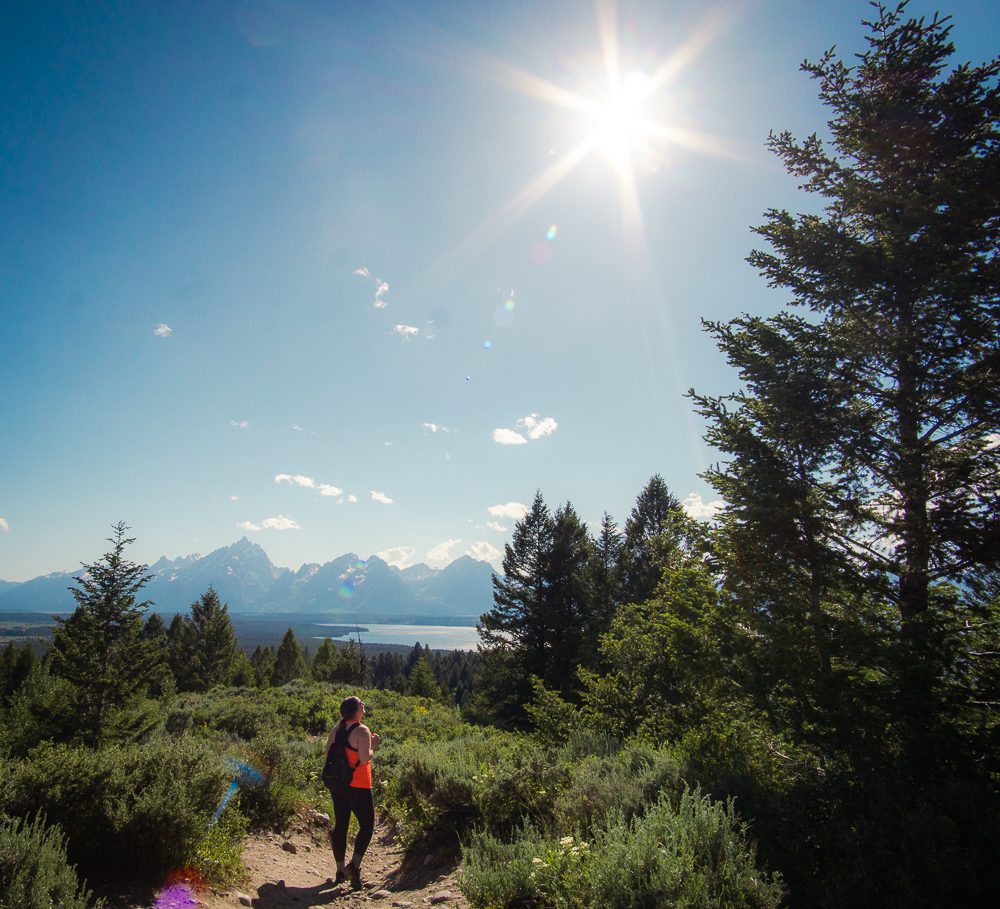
[315, 623, 481, 651]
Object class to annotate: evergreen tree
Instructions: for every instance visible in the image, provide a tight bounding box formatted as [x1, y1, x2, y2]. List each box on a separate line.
[166, 612, 195, 691]
[582, 512, 624, 668]
[187, 586, 240, 691]
[47, 523, 158, 740]
[140, 612, 175, 698]
[406, 656, 445, 700]
[619, 475, 689, 605]
[0, 641, 37, 704]
[692, 2, 1000, 730]
[271, 628, 308, 686]
[249, 644, 275, 688]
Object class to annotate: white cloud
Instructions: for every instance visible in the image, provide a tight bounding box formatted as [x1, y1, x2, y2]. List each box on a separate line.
[230, 419, 250, 429]
[488, 502, 529, 519]
[275, 473, 316, 489]
[318, 483, 342, 497]
[371, 490, 394, 505]
[985, 433, 1000, 451]
[682, 492, 724, 521]
[426, 538, 462, 568]
[261, 515, 300, 530]
[394, 324, 419, 339]
[348, 494, 358, 504]
[153, 323, 172, 338]
[0, 517, 9, 532]
[467, 541, 502, 566]
[423, 422, 451, 433]
[292, 424, 302, 432]
[374, 280, 389, 308]
[239, 514, 300, 531]
[485, 521, 507, 533]
[492, 428, 527, 445]
[229, 495, 240, 502]
[518, 414, 558, 439]
[353, 266, 370, 277]
[377, 546, 416, 568]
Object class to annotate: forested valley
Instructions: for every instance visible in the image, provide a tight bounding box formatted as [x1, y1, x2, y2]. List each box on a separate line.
[2, 5, 998, 907]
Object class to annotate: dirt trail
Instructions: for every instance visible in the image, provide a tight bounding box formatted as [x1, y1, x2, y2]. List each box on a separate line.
[194, 811, 469, 909]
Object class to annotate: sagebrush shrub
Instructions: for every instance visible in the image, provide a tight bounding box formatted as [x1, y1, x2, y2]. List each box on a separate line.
[6, 738, 229, 877]
[0, 812, 99, 909]
[461, 788, 784, 909]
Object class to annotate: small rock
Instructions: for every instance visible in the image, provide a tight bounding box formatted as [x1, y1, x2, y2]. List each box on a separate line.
[392, 902, 414, 908]
[277, 880, 286, 890]
[282, 840, 298, 854]
[236, 894, 252, 907]
[430, 892, 453, 905]
[370, 890, 392, 900]
[303, 844, 312, 852]
[313, 811, 331, 825]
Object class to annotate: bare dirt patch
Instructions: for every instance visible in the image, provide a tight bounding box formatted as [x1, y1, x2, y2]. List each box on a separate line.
[196, 811, 469, 909]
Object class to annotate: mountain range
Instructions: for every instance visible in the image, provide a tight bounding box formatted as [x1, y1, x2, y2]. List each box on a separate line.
[0, 538, 496, 619]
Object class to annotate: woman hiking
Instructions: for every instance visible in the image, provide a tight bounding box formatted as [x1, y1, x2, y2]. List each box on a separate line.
[324, 695, 380, 890]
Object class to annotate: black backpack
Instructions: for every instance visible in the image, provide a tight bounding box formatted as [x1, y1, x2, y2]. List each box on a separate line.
[322, 722, 359, 790]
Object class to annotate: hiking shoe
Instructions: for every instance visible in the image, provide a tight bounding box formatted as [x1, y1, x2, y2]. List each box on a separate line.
[333, 868, 348, 885]
[346, 861, 362, 891]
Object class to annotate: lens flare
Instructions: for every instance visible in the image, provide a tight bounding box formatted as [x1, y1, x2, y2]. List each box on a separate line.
[505, 298, 516, 311]
[546, 224, 558, 240]
[338, 580, 354, 600]
[483, 340, 492, 350]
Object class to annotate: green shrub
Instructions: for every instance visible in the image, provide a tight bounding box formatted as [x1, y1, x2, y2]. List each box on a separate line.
[385, 730, 564, 846]
[1, 667, 82, 757]
[187, 799, 249, 886]
[461, 788, 784, 909]
[0, 812, 100, 909]
[6, 738, 229, 877]
[551, 740, 685, 833]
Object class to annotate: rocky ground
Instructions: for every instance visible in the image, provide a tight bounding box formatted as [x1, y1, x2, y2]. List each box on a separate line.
[122, 811, 469, 909]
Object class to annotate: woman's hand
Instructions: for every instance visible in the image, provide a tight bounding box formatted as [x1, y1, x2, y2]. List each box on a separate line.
[371, 732, 381, 751]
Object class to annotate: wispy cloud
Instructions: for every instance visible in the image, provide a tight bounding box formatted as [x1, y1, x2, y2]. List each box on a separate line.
[377, 546, 416, 568]
[292, 424, 302, 432]
[0, 517, 9, 532]
[229, 495, 240, 502]
[493, 413, 558, 445]
[348, 494, 358, 504]
[681, 492, 724, 521]
[394, 324, 420, 339]
[375, 280, 390, 309]
[427, 538, 462, 568]
[275, 473, 343, 499]
[371, 490, 394, 505]
[485, 521, 507, 533]
[353, 266, 370, 277]
[488, 502, 529, 519]
[238, 514, 300, 532]
[467, 541, 502, 566]
[422, 422, 452, 433]
[230, 419, 250, 429]
[275, 473, 315, 489]
[492, 428, 528, 445]
[153, 323, 172, 338]
[518, 414, 558, 439]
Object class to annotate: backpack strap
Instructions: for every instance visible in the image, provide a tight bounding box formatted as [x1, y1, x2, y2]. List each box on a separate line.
[342, 721, 362, 752]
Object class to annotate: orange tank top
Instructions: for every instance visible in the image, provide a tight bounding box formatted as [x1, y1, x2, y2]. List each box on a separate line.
[345, 726, 373, 789]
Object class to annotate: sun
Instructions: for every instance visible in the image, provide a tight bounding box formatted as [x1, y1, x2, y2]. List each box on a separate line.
[590, 70, 655, 172]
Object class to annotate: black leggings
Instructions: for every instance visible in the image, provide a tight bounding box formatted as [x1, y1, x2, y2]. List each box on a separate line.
[329, 786, 375, 867]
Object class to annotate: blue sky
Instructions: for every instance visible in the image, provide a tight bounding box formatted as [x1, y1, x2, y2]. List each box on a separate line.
[2, 0, 997, 581]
